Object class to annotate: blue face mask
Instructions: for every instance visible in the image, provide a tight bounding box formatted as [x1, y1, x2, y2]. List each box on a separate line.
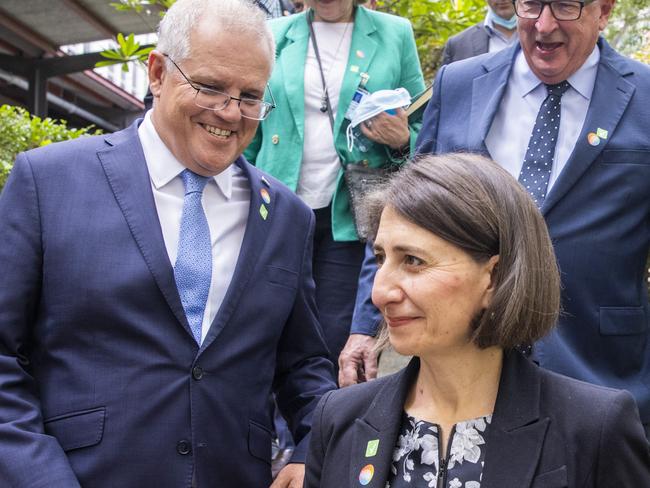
[487, 7, 517, 30]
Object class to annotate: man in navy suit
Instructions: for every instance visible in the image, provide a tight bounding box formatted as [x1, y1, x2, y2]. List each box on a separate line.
[0, 0, 335, 487]
[440, 0, 518, 66]
[340, 0, 650, 435]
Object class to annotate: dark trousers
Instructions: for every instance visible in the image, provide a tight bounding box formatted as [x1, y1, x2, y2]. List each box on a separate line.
[312, 205, 365, 370]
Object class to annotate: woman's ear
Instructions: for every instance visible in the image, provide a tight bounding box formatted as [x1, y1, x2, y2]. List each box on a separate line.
[481, 255, 500, 309]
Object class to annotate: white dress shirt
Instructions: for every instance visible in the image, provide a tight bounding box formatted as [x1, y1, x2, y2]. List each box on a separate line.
[298, 21, 353, 209]
[138, 111, 250, 343]
[486, 46, 599, 191]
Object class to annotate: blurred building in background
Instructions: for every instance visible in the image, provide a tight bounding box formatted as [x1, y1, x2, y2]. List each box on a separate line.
[0, 0, 161, 131]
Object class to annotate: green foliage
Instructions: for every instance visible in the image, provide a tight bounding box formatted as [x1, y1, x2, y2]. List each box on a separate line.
[0, 105, 101, 190]
[604, 0, 650, 62]
[109, 0, 175, 14]
[97, 33, 153, 71]
[378, 0, 487, 80]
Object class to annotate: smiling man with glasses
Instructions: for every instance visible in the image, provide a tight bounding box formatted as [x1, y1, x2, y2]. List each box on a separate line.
[163, 53, 276, 122]
[350, 0, 650, 472]
[0, 1, 336, 487]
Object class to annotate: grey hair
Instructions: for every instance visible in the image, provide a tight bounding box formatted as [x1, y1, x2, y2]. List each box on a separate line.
[157, 0, 275, 67]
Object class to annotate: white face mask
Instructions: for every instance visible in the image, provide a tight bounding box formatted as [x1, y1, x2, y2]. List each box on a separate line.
[346, 87, 412, 152]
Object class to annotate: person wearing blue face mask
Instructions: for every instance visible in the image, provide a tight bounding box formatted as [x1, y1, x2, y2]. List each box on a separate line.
[440, 0, 518, 66]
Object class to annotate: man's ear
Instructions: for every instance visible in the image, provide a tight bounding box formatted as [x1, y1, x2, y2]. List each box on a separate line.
[148, 50, 166, 98]
[598, 0, 616, 31]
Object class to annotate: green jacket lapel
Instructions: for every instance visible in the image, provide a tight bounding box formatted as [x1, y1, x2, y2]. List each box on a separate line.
[279, 16, 310, 140]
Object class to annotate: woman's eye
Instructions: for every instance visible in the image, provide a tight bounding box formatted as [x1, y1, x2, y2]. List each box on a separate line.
[404, 255, 424, 266]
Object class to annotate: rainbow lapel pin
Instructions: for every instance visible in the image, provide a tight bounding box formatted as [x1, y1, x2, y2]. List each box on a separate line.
[358, 464, 374, 485]
[587, 132, 600, 146]
[260, 188, 271, 204]
[588, 127, 608, 147]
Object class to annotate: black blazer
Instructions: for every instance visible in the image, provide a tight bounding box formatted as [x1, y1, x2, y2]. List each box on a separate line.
[305, 352, 650, 487]
[440, 22, 490, 66]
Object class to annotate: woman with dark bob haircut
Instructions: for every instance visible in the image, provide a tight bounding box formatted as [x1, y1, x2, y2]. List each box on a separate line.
[304, 153, 650, 487]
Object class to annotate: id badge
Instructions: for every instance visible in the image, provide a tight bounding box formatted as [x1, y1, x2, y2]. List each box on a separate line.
[344, 86, 370, 121]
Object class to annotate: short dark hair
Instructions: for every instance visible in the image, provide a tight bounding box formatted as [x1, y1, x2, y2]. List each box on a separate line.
[366, 153, 561, 350]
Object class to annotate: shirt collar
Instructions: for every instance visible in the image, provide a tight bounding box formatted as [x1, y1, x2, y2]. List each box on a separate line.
[483, 14, 518, 43]
[138, 110, 233, 199]
[513, 45, 600, 100]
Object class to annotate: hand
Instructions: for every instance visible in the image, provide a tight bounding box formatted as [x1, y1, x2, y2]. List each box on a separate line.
[359, 108, 409, 150]
[338, 334, 378, 387]
[270, 463, 304, 488]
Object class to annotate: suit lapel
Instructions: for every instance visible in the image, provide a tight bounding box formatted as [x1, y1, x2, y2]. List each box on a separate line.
[348, 359, 419, 487]
[542, 39, 635, 215]
[281, 17, 309, 140]
[334, 7, 378, 139]
[199, 157, 274, 350]
[481, 352, 548, 488]
[469, 46, 516, 154]
[97, 121, 191, 336]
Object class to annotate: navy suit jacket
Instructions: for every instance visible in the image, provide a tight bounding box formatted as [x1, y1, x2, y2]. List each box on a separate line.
[440, 22, 490, 66]
[353, 39, 650, 422]
[0, 121, 336, 487]
[305, 352, 650, 487]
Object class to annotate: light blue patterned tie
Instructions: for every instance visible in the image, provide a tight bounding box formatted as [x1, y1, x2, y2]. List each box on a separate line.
[518, 81, 571, 207]
[174, 169, 212, 344]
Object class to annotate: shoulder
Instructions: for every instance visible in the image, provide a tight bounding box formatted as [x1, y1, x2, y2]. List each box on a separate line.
[21, 132, 107, 165]
[317, 371, 400, 425]
[439, 46, 511, 84]
[604, 45, 650, 85]
[268, 11, 304, 39]
[447, 22, 485, 45]
[538, 366, 639, 426]
[363, 7, 414, 38]
[16, 131, 115, 182]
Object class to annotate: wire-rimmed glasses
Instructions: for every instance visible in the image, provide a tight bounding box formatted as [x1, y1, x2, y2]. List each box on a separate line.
[163, 54, 275, 121]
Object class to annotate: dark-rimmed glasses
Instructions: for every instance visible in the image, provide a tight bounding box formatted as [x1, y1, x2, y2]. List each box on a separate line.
[513, 0, 594, 21]
[163, 54, 276, 121]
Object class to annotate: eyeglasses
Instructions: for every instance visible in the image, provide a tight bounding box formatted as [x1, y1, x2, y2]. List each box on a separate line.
[513, 0, 593, 21]
[163, 54, 276, 121]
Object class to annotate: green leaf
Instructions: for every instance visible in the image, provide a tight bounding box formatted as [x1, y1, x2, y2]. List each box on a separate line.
[99, 50, 126, 60]
[95, 60, 122, 67]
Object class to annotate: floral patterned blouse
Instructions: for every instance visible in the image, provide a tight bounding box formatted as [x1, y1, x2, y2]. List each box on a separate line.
[386, 412, 492, 488]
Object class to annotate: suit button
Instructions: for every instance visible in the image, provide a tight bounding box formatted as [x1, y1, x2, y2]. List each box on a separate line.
[192, 366, 204, 380]
[272, 134, 280, 144]
[177, 440, 191, 455]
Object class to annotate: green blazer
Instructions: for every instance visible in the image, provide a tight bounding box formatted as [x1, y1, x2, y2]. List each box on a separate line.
[244, 7, 425, 241]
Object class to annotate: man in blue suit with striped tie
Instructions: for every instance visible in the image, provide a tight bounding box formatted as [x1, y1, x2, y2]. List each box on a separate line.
[0, 1, 335, 487]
